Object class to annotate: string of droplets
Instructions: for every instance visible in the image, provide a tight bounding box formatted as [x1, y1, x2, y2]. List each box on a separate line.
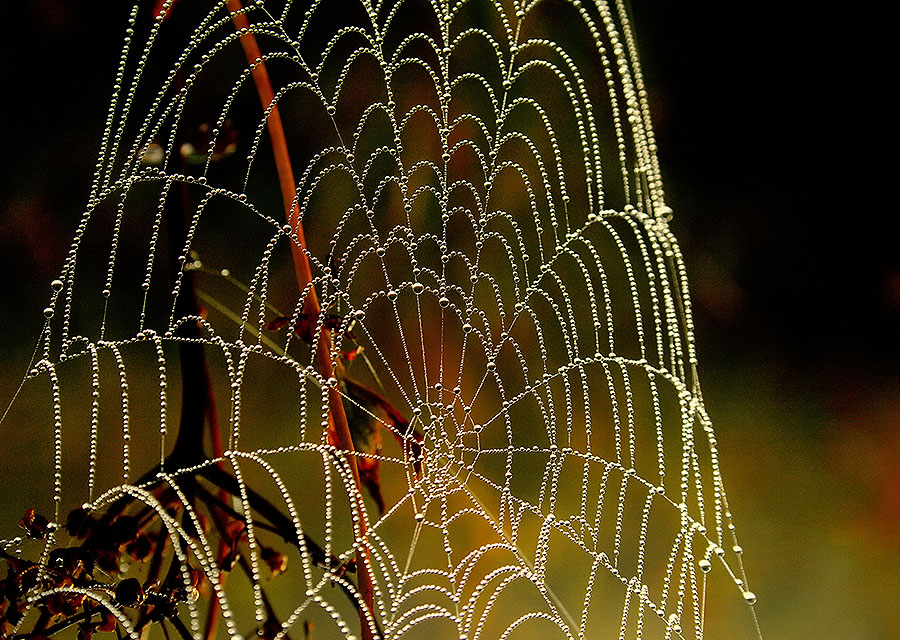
[2, 1, 764, 639]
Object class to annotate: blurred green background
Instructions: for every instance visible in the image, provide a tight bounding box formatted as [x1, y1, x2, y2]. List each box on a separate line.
[1, 2, 897, 639]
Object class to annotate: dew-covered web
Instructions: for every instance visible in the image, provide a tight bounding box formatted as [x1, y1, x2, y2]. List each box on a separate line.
[1, 1, 761, 639]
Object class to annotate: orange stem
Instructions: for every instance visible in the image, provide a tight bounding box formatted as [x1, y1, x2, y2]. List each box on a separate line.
[225, 3, 376, 638]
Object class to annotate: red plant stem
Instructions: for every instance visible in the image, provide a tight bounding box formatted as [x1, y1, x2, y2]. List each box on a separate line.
[225, 3, 376, 637]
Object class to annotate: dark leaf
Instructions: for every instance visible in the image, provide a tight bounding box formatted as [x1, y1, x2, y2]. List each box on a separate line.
[114, 578, 144, 608]
[92, 548, 121, 575]
[126, 534, 154, 563]
[111, 516, 139, 546]
[66, 507, 96, 539]
[258, 614, 281, 640]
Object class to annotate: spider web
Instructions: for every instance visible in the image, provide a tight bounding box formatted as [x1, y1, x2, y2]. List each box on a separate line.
[1, 0, 761, 638]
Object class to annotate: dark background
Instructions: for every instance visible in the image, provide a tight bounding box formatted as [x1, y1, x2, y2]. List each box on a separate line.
[1, 2, 897, 638]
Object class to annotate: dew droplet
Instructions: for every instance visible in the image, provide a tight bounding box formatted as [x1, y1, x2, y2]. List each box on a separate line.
[51, 279, 63, 291]
[698, 558, 712, 573]
[439, 296, 450, 308]
[412, 282, 424, 294]
[43, 307, 54, 319]
[743, 590, 757, 605]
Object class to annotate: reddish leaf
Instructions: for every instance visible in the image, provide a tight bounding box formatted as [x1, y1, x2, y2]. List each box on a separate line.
[266, 316, 293, 332]
[268, 311, 355, 345]
[295, 312, 325, 345]
[225, 519, 246, 547]
[260, 546, 288, 578]
[46, 577, 84, 617]
[97, 610, 118, 632]
[18, 507, 50, 539]
[321, 313, 347, 334]
[186, 566, 202, 590]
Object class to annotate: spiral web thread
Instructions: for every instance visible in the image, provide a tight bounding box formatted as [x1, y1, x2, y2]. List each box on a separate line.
[1, 0, 761, 638]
